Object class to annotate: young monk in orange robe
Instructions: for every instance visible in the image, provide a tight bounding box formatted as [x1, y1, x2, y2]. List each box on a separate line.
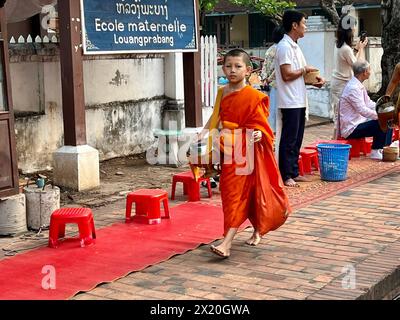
[205, 49, 291, 258]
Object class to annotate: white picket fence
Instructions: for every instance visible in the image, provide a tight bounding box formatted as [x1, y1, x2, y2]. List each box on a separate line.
[9, 34, 59, 44]
[201, 35, 218, 108]
[11, 33, 217, 108]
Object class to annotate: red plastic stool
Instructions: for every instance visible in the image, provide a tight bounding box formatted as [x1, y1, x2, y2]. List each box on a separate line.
[48, 208, 96, 248]
[298, 155, 305, 176]
[346, 138, 368, 158]
[300, 149, 319, 174]
[171, 171, 212, 202]
[393, 128, 399, 141]
[126, 189, 170, 225]
[365, 137, 373, 154]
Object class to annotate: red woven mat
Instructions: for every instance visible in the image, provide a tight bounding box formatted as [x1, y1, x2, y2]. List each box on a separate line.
[287, 158, 400, 210]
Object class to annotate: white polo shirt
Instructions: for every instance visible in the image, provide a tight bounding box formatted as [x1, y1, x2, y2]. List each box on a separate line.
[275, 34, 307, 109]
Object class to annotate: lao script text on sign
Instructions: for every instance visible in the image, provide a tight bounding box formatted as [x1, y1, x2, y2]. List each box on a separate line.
[81, 0, 198, 54]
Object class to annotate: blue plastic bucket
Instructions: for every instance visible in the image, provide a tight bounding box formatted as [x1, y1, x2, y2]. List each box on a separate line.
[317, 143, 351, 181]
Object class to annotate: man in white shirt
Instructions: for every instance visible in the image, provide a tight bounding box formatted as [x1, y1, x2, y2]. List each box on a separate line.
[275, 10, 325, 187]
[339, 61, 392, 160]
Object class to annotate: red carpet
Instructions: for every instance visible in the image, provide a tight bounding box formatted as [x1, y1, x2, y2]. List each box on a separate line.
[0, 202, 230, 300]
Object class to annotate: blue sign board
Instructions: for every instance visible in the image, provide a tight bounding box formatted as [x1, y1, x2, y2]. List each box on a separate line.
[81, 0, 198, 54]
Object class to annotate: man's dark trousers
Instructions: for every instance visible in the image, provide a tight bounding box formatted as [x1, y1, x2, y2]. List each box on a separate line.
[346, 120, 392, 149]
[279, 107, 306, 181]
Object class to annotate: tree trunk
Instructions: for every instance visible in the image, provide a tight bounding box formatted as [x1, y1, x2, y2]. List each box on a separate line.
[320, 0, 354, 26]
[378, 0, 400, 97]
[320, 0, 340, 26]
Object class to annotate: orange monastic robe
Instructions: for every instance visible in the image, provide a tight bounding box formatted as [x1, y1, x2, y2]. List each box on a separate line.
[218, 86, 291, 236]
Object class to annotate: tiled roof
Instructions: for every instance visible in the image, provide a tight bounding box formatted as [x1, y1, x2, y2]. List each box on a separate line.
[212, 0, 380, 13]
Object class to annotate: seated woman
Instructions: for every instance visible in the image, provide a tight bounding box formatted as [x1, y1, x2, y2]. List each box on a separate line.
[339, 61, 392, 160]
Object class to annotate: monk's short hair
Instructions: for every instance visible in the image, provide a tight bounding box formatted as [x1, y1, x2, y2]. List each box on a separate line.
[353, 60, 370, 76]
[223, 49, 252, 67]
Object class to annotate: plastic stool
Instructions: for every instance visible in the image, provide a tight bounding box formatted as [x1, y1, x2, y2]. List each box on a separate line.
[393, 128, 399, 141]
[298, 155, 305, 176]
[125, 189, 170, 225]
[365, 137, 373, 154]
[300, 149, 319, 174]
[48, 208, 96, 248]
[346, 138, 368, 158]
[171, 171, 212, 202]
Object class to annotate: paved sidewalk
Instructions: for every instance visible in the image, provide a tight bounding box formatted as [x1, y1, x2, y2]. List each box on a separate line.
[1, 116, 400, 300]
[70, 172, 400, 300]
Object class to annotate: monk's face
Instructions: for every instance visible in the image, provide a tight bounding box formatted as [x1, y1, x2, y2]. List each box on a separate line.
[222, 56, 252, 85]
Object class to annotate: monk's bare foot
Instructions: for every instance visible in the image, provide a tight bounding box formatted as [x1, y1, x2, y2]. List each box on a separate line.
[245, 232, 262, 246]
[293, 175, 311, 182]
[284, 178, 299, 187]
[210, 244, 230, 258]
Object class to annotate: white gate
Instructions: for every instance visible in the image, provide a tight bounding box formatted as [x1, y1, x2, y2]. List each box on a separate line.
[201, 35, 218, 108]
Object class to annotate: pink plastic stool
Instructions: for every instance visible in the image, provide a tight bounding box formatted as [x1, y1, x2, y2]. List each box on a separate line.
[126, 189, 170, 225]
[171, 171, 212, 202]
[48, 208, 96, 248]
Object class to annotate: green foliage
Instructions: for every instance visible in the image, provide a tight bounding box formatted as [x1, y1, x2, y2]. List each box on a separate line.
[200, 0, 219, 11]
[199, 0, 295, 18]
[231, 0, 295, 17]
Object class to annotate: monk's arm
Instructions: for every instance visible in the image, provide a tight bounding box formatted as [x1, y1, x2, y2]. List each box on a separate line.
[385, 63, 400, 97]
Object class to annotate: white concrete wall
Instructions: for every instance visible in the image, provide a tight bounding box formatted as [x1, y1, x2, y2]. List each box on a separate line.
[307, 86, 331, 119]
[299, 17, 336, 119]
[12, 56, 168, 173]
[164, 53, 184, 100]
[10, 61, 44, 113]
[86, 100, 164, 160]
[14, 61, 63, 173]
[299, 28, 335, 82]
[365, 37, 383, 94]
[84, 58, 165, 105]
